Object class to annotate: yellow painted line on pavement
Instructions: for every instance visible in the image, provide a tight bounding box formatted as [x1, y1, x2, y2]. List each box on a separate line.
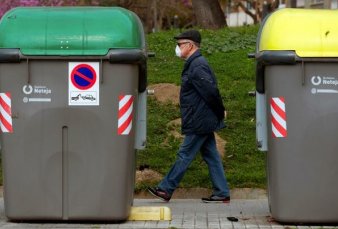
[128, 206, 171, 221]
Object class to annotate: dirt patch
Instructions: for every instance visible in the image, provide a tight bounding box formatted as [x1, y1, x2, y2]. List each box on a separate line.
[147, 83, 180, 105]
[167, 118, 183, 140]
[167, 118, 181, 127]
[135, 169, 163, 184]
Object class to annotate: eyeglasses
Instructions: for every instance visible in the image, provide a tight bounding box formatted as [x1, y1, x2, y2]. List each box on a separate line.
[177, 42, 191, 47]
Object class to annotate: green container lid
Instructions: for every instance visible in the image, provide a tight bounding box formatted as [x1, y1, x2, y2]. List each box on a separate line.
[0, 7, 145, 55]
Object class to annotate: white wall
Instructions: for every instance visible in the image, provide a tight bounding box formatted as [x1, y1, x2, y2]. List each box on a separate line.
[227, 11, 254, 27]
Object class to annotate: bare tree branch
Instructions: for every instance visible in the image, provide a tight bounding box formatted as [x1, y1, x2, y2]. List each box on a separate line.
[236, 0, 258, 24]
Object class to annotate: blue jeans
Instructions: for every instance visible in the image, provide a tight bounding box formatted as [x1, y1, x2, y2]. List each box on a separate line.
[158, 133, 230, 197]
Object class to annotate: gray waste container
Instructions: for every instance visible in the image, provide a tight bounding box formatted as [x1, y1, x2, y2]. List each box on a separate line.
[0, 7, 147, 221]
[254, 8, 338, 224]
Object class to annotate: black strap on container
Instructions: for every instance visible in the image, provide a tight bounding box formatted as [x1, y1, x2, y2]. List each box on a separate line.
[108, 49, 147, 93]
[249, 50, 297, 93]
[0, 49, 20, 63]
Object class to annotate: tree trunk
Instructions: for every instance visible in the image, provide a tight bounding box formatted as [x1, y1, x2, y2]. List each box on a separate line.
[192, 0, 227, 29]
[145, 0, 154, 33]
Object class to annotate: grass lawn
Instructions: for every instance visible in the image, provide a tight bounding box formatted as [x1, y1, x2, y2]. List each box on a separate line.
[136, 26, 266, 191]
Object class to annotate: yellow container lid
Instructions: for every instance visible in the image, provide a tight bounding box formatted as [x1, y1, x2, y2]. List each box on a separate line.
[259, 8, 338, 57]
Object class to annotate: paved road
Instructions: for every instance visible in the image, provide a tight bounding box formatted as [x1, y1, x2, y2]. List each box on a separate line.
[0, 198, 336, 228]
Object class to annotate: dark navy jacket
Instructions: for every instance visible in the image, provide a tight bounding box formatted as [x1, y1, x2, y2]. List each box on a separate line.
[180, 50, 225, 134]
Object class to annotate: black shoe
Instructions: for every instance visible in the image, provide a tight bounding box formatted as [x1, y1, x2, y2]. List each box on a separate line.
[147, 187, 171, 202]
[202, 195, 230, 203]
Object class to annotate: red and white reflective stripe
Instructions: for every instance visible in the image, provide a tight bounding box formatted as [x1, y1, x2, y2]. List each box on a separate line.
[118, 95, 134, 135]
[0, 92, 13, 133]
[270, 97, 287, 138]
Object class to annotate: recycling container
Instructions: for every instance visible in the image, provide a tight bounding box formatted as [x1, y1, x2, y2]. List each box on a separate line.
[254, 8, 338, 224]
[0, 7, 147, 221]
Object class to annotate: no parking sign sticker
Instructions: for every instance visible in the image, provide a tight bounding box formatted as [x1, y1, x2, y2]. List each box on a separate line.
[68, 62, 99, 106]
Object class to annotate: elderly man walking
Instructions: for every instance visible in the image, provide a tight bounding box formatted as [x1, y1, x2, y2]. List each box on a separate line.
[148, 30, 230, 203]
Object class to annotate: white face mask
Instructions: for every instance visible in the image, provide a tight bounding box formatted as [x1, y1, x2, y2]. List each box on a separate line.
[175, 45, 182, 58]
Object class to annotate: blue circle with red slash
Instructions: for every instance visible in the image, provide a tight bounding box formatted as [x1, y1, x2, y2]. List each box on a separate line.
[71, 64, 97, 90]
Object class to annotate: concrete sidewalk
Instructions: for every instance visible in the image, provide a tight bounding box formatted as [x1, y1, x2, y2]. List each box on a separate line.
[0, 197, 336, 228]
